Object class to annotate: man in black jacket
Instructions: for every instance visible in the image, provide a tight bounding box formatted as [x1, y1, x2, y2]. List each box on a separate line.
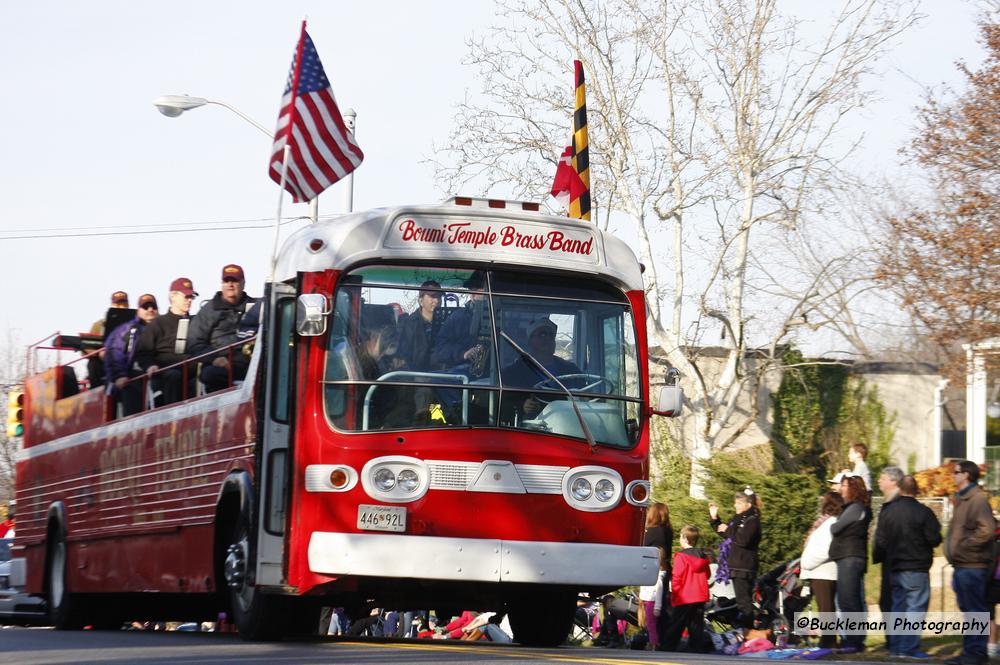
[874, 474, 942, 659]
[873, 466, 903, 655]
[135, 278, 198, 406]
[188, 264, 256, 393]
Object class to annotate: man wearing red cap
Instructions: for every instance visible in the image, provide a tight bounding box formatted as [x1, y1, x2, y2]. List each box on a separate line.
[135, 278, 198, 406]
[188, 264, 257, 392]
[105, 294, 159, 416]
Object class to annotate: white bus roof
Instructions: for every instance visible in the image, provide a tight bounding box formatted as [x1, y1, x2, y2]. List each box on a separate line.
[274, 202, 644, 291]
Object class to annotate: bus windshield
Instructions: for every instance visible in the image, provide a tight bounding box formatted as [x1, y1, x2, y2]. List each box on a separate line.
[323, 266, 642, 448]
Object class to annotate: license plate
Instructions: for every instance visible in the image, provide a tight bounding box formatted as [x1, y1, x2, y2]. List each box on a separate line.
[357, 504, 406, 533]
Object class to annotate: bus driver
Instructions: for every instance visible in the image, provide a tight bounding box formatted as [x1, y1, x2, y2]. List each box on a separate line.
[502, 316, 580, 418]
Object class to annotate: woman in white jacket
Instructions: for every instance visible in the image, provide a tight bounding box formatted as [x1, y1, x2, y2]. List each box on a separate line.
[800, 491, 844, 649]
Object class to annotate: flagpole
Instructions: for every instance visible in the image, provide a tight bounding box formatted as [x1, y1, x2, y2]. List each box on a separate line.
[269, 20, 308, 282]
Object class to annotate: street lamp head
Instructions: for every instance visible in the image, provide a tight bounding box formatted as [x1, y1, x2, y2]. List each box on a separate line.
[154, 95, 209, 118]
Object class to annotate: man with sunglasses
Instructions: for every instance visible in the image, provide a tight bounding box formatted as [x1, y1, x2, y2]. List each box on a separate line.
[188, 264, 257, 393]
[135, 277, 199, 406]
[945, 460, 996, 665]
[105, 294, 159, 416]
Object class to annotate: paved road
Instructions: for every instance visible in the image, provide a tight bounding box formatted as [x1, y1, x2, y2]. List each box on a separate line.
[0, 627, 902, 665]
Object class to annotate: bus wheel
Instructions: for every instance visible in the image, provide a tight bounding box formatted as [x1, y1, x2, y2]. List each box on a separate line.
[47, 532, 84, 630]
[507, 589, 576, 647]
[224, 512, 288, 640]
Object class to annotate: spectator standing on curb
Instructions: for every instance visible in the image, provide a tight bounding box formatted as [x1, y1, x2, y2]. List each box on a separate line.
[800, 491, 844, 649]
[660, 525, 711, 652]
[830, 474, 871, 653]
[875, 474, 941, 659]
[638, 548, 667, 650]
[945, 460, 996, 665]
[872, 465, 903, 654]
[642, 502, 673, 646]
[710, 487, 761, 629]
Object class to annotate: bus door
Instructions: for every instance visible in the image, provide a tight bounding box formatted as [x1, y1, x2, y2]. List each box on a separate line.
[255, 282, 297, 586]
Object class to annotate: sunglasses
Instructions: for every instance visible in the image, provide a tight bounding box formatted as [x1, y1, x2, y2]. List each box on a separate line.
[184, 295, 196, 300]
[140, 304, 158, 310]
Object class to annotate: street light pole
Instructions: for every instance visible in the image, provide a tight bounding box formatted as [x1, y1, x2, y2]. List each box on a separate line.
[153, 95, 274, 139]
[342, 108, 356, 213]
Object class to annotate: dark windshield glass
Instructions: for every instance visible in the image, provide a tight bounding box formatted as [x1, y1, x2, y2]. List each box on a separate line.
[323, 266, 641, 448]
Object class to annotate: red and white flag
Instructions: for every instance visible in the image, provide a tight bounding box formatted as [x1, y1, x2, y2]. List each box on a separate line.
[550, 145, 586, 210]
[269, 22, 363, 202]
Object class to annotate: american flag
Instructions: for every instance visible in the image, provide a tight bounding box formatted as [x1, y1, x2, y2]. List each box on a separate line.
[269, 24, 363, 202]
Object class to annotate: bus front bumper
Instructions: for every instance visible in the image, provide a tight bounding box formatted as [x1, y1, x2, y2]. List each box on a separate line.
[308, 532, 659, 586]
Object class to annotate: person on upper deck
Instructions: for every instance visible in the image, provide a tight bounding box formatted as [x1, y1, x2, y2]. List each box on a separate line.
[105, 293, 158, 416]
[501, 316, 580, 418]
[135, 277, 198, 406]
[187, 264, 257, 393]
[86, 290, 130, 389]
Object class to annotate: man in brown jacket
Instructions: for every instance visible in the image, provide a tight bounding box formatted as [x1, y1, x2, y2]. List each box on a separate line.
[945, 460, 995, 665]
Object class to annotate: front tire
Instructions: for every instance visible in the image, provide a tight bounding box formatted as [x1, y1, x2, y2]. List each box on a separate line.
[508, 588, 576, 647]
[225, 511, 288, 640]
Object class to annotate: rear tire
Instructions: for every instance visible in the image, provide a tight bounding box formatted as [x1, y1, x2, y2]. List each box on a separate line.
[225, 511, 288, 640]
[508, 588, 576, 647]
[47, 531, 85, 630]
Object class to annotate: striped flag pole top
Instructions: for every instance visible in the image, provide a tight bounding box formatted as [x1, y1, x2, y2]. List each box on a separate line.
[268, 21, 363, 203]
[569, 60, 591, 222]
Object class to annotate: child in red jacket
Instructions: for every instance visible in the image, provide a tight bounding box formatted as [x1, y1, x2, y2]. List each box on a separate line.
[660, 525, 711, 652]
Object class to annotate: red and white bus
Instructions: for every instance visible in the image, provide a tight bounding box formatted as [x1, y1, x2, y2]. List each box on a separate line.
[11, 197, 682, 645]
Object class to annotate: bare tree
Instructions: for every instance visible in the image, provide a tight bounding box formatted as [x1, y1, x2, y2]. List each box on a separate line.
[434, 0, 916, 494]
[0, 331, 26, 502]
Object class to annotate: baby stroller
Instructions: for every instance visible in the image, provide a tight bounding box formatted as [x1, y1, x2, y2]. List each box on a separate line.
[705, 559, 809, 636]
[754, 558, 810, 641]
[704, 563, 740, 630]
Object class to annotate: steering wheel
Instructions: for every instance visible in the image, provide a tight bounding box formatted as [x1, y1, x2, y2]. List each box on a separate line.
[531, 374, 614, 403]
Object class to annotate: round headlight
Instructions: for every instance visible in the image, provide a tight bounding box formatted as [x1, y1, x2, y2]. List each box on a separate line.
[373, 468, 396, 491]
[397, 469, 419, 493]
[571, 477, 593, 500]
[595, 479, 615, 502]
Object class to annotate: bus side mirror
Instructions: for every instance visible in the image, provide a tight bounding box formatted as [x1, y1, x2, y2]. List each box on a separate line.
[296, 294, 330, 337]
[652, 385, 683, 417]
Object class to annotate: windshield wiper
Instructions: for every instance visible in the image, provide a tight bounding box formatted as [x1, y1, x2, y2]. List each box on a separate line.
[499, 331, 597, 453]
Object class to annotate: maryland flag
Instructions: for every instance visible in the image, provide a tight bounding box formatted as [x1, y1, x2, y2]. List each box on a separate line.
[569, 60, 591, 221]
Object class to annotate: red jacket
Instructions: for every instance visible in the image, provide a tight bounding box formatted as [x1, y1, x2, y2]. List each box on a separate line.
[671, 548, 710, 606]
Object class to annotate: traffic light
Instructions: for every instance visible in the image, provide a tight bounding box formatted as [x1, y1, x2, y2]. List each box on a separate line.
[6, 390, 24, 439]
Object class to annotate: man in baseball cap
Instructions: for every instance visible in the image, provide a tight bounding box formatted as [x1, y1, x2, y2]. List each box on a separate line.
[501, 316, 581, 418]
[105, 294, 159, 416]
[134, 278, 199, 406]
[188, 264, 256, 392]
[111, 291, 129, 307]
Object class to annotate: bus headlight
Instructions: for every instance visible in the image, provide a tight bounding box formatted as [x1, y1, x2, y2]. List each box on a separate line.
[571, 477, 593, 500]
[595, 479, 616, 502]
[361, 457, 429, 503]
[562, 466, 624, 512]
[397, 469, 420, 493]
[373, 468, 396, 491]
